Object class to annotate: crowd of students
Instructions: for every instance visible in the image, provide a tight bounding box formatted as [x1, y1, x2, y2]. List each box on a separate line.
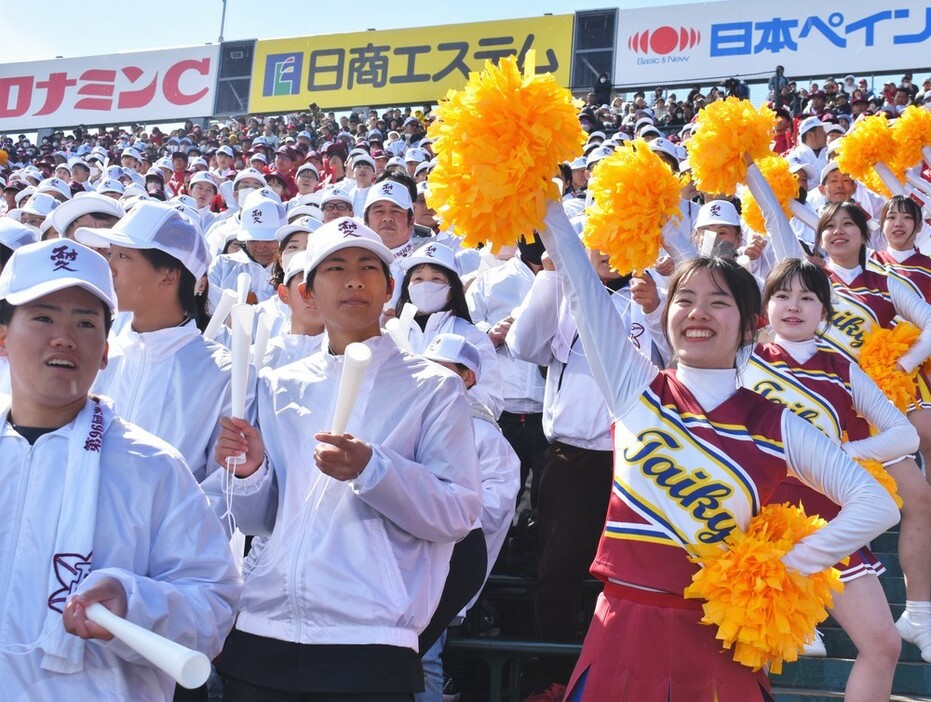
[0, 66, 930, 702]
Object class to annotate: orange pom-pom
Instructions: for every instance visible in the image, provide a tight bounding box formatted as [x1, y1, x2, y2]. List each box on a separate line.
[582, 140, 682, 275]
[858, 321, 921, 411]
[740, 155, 798, 234]
[426, 56, 586, 252]
[688, 98, 774, 196]
[892, 105, 931, 171]
[0, 150, 8, 167]
[835, 115, 905, 198]
[685, 503, 842, 673]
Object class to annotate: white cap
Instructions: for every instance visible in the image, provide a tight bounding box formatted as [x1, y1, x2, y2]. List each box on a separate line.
[296, 163, 319, 179]
[0, 219, 40, 251]
[287, 205, 324, 223]
[216, 145, 235, 158]
[249, 152, 268, 165]
[401, 242, 459, 276]
[404, 148, 429, 163]
[423, 332, 482, 379]
[233, 168, 268, 188]
[276, 220, 318, 243]
[786, 154, 816, 183]
[36, 177, 71, 201]
[365, 180, 413, 212]
[639, 125, 662, 139]
[20, 193, 60, 218]
[696, 200, 740, 228]
[798, 116, 824, 137]
[238, 191, 286, 241]
[49, 193, 125, 236]
[74, 201, 209, 279]
[414, 160, 432, 177]
[96, 179, 126, 196]
[586, 146, 613, 168]
[820, 160, 841, 183]
[14, 187, 35, 207]
[189, 171, 219, 191]
[189, 156, 209, 170]
[283, 250, 308, 285]
[121, 147, 142, 162]
[648, 137, 679, 164]
[0, 239, 117, 313]
[569, 156, 587, 170]
[824, 123, 846, 135]
[303, 217, 394, 278]
[353, 153, 376, 171]
[320, 188, 355, 210]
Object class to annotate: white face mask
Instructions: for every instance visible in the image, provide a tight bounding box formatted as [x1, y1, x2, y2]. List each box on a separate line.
[409, 281, 450, 314]
[236, 187, 257, 208]
[89, 165, 101, 179]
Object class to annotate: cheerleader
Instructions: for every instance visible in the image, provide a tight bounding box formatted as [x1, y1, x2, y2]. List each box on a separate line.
[760, 192, 931, 662]
[536, 201, 897, 702]
[745, 258, 914, 700]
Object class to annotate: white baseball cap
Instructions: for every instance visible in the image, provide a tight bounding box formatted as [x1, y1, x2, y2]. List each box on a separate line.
[296, 163, 319, 179]
[303, 217, 394, 278]
[19, 193, 60, 218]
[414, 160, 432, 177]
[233, 168, 268, 188]
[423, 332, 482, 379]
[283, 250, 308, 285]
[0, 219, 40, 251]
[276, 220, 319, 243]
[798, 116, 825, 137]
[353, 153, 377, 171]
[0, 239, 117, 313]
[586, 146, 613, 169]
[786, 155, 817, 183]
[400, 242, 460, 276]
[404, 148, 429, 164]
[74, 201, 209, 279]
[216, 145, 235, 158]
[238, 191, 286, 241]
[36, 177, 72, 202]
[648, 137, 679, 165]
[820, 160, 841, 184]
[189, 171, 219, 191]
[365, 180, 413, 212]
[320, 189, 355, 210]
[49, 193, 125, 236]
[96, 179, 126, 196]
[696, 200, 740, 228]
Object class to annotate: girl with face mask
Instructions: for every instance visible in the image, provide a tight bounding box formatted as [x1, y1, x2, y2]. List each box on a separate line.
[394, 244, 504, 417]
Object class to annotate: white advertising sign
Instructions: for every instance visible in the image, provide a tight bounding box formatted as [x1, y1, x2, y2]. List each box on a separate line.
[615, 1, 931, 85]
[0, 46, 221, 132]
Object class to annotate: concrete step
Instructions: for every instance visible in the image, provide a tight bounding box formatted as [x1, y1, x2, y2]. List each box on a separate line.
[772, 656, 931, 695]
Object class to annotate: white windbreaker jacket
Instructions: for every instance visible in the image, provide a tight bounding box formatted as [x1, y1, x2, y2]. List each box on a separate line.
[203, 334, 481, 650]
[0, 406, 241, 702]
[93, 321, 253, 482]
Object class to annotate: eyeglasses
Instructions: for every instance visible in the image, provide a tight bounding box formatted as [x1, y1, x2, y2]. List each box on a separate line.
[322, 202, 352, 212]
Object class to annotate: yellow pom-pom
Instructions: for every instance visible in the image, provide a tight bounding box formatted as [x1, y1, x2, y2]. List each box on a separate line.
[740, 155, 798, 234]
[892, 105, 931, 171]
[582, 140, 682, 275]
[835, 115, 905, 198]
[688, 98, 774, 196]
[858, 321, 921, 411]
[684, 503, 842, 674]
[425, 56, 586, 252]
[855, 458, 904, 509]
[0, 150, 7, 167]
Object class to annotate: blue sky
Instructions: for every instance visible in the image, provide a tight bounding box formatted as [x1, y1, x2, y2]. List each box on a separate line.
[3, 0, 714, 63]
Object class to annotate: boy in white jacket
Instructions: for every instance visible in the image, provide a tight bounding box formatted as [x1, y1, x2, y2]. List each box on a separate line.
[0, 239, 240, 701]
[208, 217, 481, 700]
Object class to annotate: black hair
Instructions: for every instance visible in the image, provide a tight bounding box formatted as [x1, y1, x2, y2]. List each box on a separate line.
[0, 244, 14, 270]
[0, 297, 113, 335]
[137, 249, 211, 332]
[816, 201, 870, 267]
[880, 194, 922, 234]
[394, 263, 472, 322]
[661, 257, 761, 359]
[762, 258, 833, 335]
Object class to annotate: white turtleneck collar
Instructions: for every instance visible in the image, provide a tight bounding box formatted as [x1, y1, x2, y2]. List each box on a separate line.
[674, 364, 738, 412]
[773, 335, 818, 364]
[885, 246, 916, 263]
[830, 262, 862, 285]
